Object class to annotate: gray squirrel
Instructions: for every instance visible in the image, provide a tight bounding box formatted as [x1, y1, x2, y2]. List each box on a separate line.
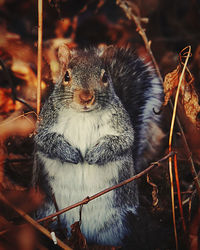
[33, 44, 164, 247]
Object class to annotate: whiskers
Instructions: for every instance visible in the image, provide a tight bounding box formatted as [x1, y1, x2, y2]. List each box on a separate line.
[96, 93, 114, 108]
[51, 92, 73, 105]
[50, 89, 119, 113]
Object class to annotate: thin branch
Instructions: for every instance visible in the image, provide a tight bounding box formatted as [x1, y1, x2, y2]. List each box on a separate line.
[0, 111, 37, 127]
[0, 192, 72, 250]
[116, 0, 163, 83]
[0, 228, 10, 236]
[15, 97, 35, 111]
[37, 0, 43, 115]
[37, 152, 174, 223]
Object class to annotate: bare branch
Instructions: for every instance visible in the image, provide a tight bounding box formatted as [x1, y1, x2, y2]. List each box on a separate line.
[0, 192, 72, 250]
[116, 0, 162, 83]
[37, 152, 174, 223]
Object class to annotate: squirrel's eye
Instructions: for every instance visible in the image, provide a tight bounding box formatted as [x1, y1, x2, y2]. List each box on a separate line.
[102, 71, 108, 84]
[64, 70, 70, 84]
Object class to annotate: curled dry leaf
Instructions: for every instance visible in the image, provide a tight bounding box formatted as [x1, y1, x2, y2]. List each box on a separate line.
[69, 221, 88, 250]
[147, 174, 159, 207]
[162, 65, 180, 106]
[163, 65, 200, 128]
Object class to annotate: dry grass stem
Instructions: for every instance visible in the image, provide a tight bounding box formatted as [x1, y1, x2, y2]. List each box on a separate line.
[0, 111, 37, 127]
[37, 0, 43, 115]
[174, 154, 187, 234]
[168, 156, 178, 249]
[168, 45, 192, 250]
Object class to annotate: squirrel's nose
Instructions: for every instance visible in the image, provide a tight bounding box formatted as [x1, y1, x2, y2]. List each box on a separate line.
[79, 90, 95, 105]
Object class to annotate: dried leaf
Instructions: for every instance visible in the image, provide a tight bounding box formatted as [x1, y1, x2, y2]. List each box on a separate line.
[163, 65, 180, 106]
[180, 75, 200, 126]
[163, 65, 200, 128]
[147, 174, 159, 207]
[69, 221, 88, 250]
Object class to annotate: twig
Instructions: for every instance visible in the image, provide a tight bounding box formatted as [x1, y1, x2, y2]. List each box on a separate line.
[37, 152, 173, 223]
[0, 58, 35, 111]
[0, 228, 10, 236]
[182, 190, 197, 206]
[0, 111, 38, 127]
[15, 97, 35, 111]
[116, 0, 163, 83]
[175, 191, 193, 195]
[37, 0, 43, 115]
[0, 192, 72, 250]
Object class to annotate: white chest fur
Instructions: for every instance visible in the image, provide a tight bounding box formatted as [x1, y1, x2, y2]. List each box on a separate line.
[51, 108, 119, 155]
[40, 108, 127, 245]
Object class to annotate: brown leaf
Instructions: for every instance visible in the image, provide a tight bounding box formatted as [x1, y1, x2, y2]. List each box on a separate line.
[69, 221, 88, 250]
[147, 174, 159, 207]
[163, 64, 200, 128]
[162, 65, 180, 106]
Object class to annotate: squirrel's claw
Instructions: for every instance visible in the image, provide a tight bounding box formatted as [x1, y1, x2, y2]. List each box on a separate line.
[63, 147, 83, 164]
[85, 142, 111, 165]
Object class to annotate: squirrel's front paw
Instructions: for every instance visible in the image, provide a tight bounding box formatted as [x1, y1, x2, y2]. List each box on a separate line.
[63, 147, 83, 164]
[85, 142, 110, 165]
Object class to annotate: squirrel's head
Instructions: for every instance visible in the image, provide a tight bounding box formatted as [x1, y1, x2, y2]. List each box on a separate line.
[54, 44, 114, 112]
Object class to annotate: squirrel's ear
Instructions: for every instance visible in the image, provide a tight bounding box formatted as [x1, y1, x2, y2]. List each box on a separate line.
[58, 44, 71, 68]
[98, 44, 115, 59]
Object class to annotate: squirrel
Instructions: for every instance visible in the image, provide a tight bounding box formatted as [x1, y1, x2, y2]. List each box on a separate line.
[33, 44, 164, 247]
